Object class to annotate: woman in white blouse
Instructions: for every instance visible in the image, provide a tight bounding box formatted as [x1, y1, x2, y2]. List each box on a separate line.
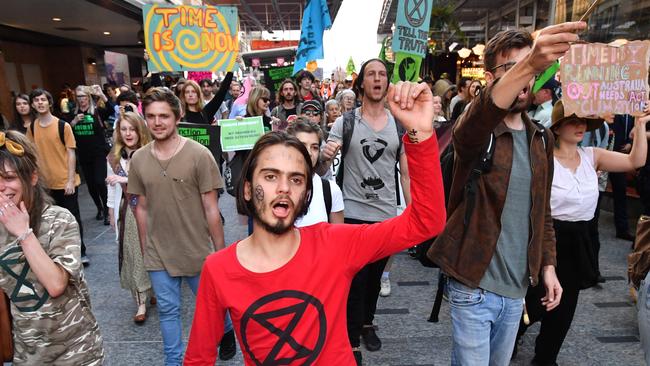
[518, 100, 649, 366]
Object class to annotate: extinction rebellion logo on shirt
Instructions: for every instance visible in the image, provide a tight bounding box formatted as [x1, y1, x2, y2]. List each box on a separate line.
[74, 114, 96, 136]
[240, 290, 327, 365]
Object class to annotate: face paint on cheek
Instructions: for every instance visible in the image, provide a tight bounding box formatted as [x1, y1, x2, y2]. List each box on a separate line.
[254, 185, 264, 203]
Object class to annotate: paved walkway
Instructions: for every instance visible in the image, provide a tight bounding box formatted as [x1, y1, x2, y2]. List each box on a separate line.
[75, 186, 645, 365]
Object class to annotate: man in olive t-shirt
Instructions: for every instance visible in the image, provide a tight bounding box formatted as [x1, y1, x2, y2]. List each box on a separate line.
[128, 87, 235, 365]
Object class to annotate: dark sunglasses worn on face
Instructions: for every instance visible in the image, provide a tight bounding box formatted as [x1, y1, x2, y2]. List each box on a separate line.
[303, 109, 321, 116]
[261, 97, 270, 103]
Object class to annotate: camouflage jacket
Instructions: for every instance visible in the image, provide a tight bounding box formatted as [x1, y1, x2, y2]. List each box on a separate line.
[0, 205, 104, 365]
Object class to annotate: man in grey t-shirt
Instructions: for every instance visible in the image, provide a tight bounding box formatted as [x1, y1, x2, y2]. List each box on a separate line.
[321, 59, 410, 365]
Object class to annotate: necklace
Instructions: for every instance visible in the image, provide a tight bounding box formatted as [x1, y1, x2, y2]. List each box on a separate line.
[153, 136, 182, 177]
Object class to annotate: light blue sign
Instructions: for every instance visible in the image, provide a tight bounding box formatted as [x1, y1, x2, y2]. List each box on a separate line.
[391, 0, 433, 57]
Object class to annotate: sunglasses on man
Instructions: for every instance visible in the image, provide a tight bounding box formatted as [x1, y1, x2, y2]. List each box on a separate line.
[302, 110, 321, 116]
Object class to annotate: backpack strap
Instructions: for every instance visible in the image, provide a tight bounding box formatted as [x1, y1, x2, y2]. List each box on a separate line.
[335, 110, 356, 189]
[531, 120, 549, 152]
[340, 110, 356, 160]
[464, 132, 495, 225]
[428, 272, 446, 323]
[394, 118, 406, 206]
[30, 119, 66, 146]
[58, 120, 66, 146]
[321, 178, 332, 219]
[430, 132, 495, 323]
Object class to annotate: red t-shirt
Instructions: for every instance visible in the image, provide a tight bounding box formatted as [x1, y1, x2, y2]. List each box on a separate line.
[301, 91, 314, 101]
[184, 136, 445, 365]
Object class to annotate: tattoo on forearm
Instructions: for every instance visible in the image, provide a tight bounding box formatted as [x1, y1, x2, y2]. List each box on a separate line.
[408, 129, 419, 143]
[254, 185, 264, 202]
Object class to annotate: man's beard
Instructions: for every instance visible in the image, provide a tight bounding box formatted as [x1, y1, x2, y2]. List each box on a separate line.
[509, 90, 533, 114]
[252, 195, 307, 235]
[366, 88, 388, 103]
[283, 94, 294, 102]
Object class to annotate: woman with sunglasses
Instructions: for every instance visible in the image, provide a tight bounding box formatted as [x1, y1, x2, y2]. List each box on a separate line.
[0, 130, 104, 365]
[244, 86, 273, 131]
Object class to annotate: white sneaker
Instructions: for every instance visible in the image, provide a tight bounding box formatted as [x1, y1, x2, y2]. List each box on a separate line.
[380, 276, 391, 297]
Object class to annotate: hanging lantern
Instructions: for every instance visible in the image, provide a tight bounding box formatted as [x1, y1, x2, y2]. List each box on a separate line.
[458, 47, 472, 59]
[471, 44, 485, 56]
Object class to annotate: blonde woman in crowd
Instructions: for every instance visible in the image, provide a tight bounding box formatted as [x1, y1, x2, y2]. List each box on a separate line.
[106, 112, 154, 323]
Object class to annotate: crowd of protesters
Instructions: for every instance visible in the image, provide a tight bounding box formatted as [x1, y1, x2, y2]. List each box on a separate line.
[1, 18, 650, 366]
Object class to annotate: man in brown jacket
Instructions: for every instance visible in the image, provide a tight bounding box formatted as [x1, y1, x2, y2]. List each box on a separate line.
[427, 21, 586, 365]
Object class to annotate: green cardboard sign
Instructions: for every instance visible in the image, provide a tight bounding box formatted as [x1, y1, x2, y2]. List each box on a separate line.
[178, 122, 222, 162]
[392, 52, 422, 83]
[219, 116, 265, 151]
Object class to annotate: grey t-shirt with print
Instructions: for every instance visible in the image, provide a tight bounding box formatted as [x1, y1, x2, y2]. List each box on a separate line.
[328, 108, 402, 222]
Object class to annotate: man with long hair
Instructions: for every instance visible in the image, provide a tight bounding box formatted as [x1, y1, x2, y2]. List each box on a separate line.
[184, 81, 446, 365]
[271, 79, 302, 129]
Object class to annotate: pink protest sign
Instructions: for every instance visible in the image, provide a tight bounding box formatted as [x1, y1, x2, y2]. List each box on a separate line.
[561, 41, 650, 117]
[186, 71, 213, 83]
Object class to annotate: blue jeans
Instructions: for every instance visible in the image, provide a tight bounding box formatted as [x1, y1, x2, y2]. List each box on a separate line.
[638, 271, 650, 365]
[149, 270, 234, 366]
[447, 278, 523, 366]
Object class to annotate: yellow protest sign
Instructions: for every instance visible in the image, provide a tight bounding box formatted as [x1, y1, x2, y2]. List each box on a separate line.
[143, 5, 239, 72]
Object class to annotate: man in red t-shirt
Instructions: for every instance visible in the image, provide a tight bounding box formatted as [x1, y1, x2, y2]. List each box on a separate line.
[184, 81, 446, 365]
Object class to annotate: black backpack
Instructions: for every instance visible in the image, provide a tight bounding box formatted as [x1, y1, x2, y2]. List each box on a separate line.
[414, 133, 496, 268]
[336, 110, 406, 206]
[30, 119, 66, 146]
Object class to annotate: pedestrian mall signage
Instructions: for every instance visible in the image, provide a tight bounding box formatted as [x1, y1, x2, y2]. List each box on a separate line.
[219, 116, 265, 151]
[561, 41, 650, 117]
[143, 5, 239, 72]
[461, 68, 485, 80]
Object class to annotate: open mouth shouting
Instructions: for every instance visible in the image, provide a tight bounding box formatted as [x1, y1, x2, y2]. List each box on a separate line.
[272, 198, 292, 219]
